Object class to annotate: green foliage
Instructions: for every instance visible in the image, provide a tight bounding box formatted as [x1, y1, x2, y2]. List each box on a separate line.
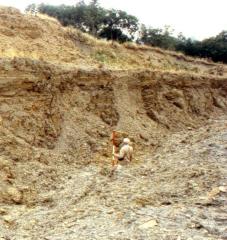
[28, 1, 227, 63]
[139, 25, 179, 50]
[100, 9, 138, 42]
[37, 1, 138, 42]
[200, 31, 227, 62]
[92, 49, 117, 64]
[175, 31, 227, 63]
[93, 50, 107, 62]
[25, 3, 39, 14]
[139, 25, 227, 63]
[25, 3, 36, 12]
[38, 3, 90, 32]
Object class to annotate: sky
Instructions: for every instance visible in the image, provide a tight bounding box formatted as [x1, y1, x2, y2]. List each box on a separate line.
[0, 0, 226, 40]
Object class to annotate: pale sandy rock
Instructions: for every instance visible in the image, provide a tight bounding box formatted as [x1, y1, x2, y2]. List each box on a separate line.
[139, 219, 158, 229]
[3, 215, 15, 225]
[0, 208, 7, 215]
[0, 157, 10, 168]
[219, 186, 227, 192]
[6, 187, 23, 204]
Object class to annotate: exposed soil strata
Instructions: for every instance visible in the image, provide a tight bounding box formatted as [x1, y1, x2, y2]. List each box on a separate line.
[0, 58, 227, 207]
[141, 79, 227, 129]
[0, 7, 227, 240]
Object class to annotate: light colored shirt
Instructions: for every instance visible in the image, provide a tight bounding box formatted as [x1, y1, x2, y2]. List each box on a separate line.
[119, 144, 133, 162]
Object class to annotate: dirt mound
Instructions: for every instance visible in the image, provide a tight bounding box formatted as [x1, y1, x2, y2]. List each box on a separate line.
[0, 6, 227, 240]
[0, 7, 226, 75]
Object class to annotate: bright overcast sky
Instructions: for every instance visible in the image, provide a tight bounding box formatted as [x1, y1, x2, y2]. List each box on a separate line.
[0, 0, 226, 40]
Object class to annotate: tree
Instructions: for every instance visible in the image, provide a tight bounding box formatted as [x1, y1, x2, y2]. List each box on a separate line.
[25, 3, 37, 13]
[38, 2, 139, 42]
[99, 27, 131, 42]
[199, 31, 227, 62]
[139, 25, 178, 50]
[99, 9, 138, 41]
[175, 31, 227, 63]
[38, 2, 106, 35]
[85, 0, 106, 36]
[36, 2, 227, 62]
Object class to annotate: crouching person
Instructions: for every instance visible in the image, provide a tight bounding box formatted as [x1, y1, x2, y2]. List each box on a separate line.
[114, 138, 133, 164]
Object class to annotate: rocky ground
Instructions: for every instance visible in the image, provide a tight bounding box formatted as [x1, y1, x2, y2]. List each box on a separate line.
[0, 117, 226, 240]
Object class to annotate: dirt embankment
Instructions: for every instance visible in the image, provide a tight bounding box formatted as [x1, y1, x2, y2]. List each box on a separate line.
[0, 6, 227, 240]
[0, 57, 227, 205]
[0, 6, 227, 75]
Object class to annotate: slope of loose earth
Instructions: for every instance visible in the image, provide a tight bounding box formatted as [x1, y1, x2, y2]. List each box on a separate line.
[0, 7, 227, 75]
[0, 6, 226, 240]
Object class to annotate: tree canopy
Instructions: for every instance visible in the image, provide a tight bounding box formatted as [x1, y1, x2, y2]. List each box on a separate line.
[26, 1, 227, 63]
[34, 1, 138, 42]
[139, 25, 227, 63]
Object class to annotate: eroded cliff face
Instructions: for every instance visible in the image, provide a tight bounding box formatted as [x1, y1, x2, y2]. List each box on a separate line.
[0, 7, 227, 240]
[1, 59, 227, 150]
[140, 72, 227, 129]
[0, 57, 227, 240]
[0, 58, 227, 206]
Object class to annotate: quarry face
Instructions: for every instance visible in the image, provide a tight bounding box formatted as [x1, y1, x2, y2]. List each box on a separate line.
[0, 7, 227, 240]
